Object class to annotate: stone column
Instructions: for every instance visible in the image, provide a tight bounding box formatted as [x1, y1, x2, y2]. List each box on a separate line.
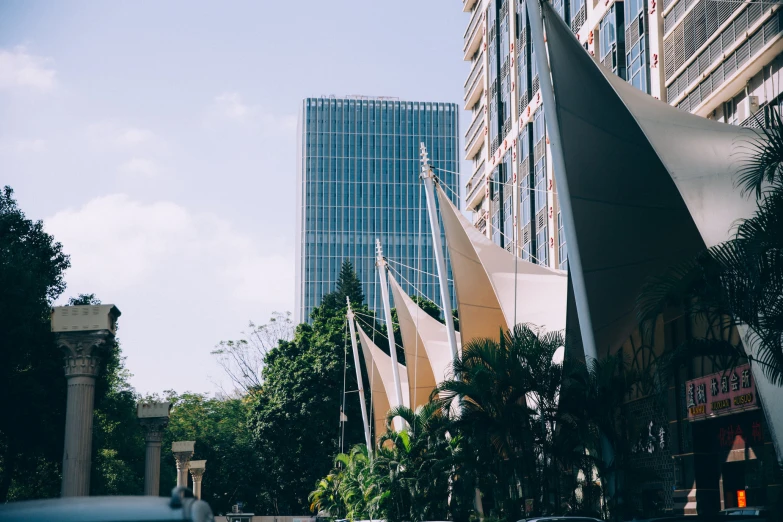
[172, 441, 195, 489]
[52, 304, 120, 498]
[138, 402, 171, 496]
[51, 305, 120, 497]
[188, 460, 206, 499]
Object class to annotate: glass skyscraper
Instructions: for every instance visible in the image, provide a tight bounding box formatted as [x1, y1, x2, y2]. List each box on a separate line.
[295, 96, 460, 323]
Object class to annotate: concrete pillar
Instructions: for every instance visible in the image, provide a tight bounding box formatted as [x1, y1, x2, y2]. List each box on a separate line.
[138, 402, 171, 496]
[172, 441, 195, 489]
[188, 460, 206, 499]
[52, 304, 121, 498]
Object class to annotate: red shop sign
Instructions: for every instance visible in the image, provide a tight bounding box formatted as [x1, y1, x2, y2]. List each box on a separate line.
[686, 364, 758, 421]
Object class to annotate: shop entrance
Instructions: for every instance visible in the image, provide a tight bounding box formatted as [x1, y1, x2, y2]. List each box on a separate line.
[721, 461, 746, 509]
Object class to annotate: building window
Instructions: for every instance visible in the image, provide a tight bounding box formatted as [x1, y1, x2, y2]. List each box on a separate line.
[533, 109, 545, 143]
[534, 158, 546, 212]
[531, 42, 538, 81]
[625, 0, 644, 25]
[536, 225, 549, 266]
[571, 0, 585, 24]
[521, 175, 531, 226]
[599, 8, 616, 61]
[724, 97, 741, 125]
[492, 209, 501, 246]
[557, 210, 567, 269]
[627, 38, 647, 93]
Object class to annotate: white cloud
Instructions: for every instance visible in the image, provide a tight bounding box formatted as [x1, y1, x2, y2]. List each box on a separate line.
[0, 46, 56, 92]
[117, 127, 155, 146]
[119, 158, 160, 179]
[45, 195, 294, 396]
[87, 122, 158, 148]
[213, 92, 251, 120]
[206, 91, 296, 134]
[45, 194, 293, 304]
[1, 138, 47, 153]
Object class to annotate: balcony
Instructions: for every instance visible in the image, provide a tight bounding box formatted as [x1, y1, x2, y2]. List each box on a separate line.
[466, 160, 487, 208]
[464, 60, 485, 109]
[465, 112, 485, 159]
[463, 8, 484, 60]
[464, 0, 478, 12]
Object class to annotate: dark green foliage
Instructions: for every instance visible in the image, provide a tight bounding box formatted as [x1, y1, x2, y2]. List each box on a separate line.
[0, 186, 70, 501]
[248, 261, 368, 514]
[322, 261, 365, 311]
[160, 392, 261, 514]
[0, 186, 147, 501]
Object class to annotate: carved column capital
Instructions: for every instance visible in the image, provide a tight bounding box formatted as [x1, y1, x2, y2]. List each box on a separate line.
[55, 331, 114, 379]
[139, 417, 169, 443]
[173, 451, 193, 468]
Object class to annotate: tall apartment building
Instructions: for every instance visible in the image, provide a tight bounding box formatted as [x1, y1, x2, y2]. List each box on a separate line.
[462, 0, 783, 266]
[295, 96, 460, 323]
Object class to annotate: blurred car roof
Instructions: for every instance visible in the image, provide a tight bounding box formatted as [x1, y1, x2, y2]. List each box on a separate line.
[0, 494, 213, 522]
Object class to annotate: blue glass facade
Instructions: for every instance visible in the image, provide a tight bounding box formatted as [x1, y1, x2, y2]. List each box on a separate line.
[295, 97, 460, 323]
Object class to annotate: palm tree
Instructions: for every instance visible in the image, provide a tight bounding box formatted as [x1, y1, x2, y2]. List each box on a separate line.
[309, 444, 388, 522]
[434, 324, 566, 519]
[309, 471, 344, 519]
[334, 445, 382, 521]
[637, 111, 783, 384]
[375, 403, 453, 522]
[557, 353, 642, 519]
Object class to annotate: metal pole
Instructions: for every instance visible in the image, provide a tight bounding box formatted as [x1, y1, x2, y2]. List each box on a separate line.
[347, 299, 373, 453]
[525, 4, 615, 505]
[419, 143, 459, 361]
[375, 239, 405, 407]
[525, 0, 597, 362]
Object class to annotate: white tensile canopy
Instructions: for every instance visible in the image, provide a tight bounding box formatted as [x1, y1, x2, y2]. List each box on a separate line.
[355, 321, 409, 440]
[436, 184, 567, 345]
[388, 272, 461, 410]
[536, 0, 780, 458]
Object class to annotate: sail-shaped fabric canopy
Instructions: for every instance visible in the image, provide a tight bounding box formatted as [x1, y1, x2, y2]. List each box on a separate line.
[436, 184, 567, 345]
[536, 0, 781, 458]
[388, 273, 461, 409]
[356, 321, 409, 440]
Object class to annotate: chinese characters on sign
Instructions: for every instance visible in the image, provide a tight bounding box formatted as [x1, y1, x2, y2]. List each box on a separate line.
[686, 364, 757, 421]
[706, 412, 764, 452]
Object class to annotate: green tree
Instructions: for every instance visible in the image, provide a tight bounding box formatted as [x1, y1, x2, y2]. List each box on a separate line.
[322, 261, 365, 311]
[435, 324, 566, 520]
[160, 392, 261, 514]
[0, 186, 70, 502]
[557, 354, 641, 519]
[247, 261, 368, 514]
[377, 403, 456, 522]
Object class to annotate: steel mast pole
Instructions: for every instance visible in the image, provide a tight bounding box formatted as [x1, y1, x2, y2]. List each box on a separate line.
[419, 143, 459, 361]
[346, 299, 373, 454]
[526, 0, 597, 362]
[375, 239, 405, 408]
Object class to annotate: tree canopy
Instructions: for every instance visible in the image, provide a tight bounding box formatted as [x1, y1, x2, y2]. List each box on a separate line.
[246, 261, 369, 514]
[0, 186, 70, 501]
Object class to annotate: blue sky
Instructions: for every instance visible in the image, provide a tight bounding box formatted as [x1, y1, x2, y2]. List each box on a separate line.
[0, 1, 470, 395]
